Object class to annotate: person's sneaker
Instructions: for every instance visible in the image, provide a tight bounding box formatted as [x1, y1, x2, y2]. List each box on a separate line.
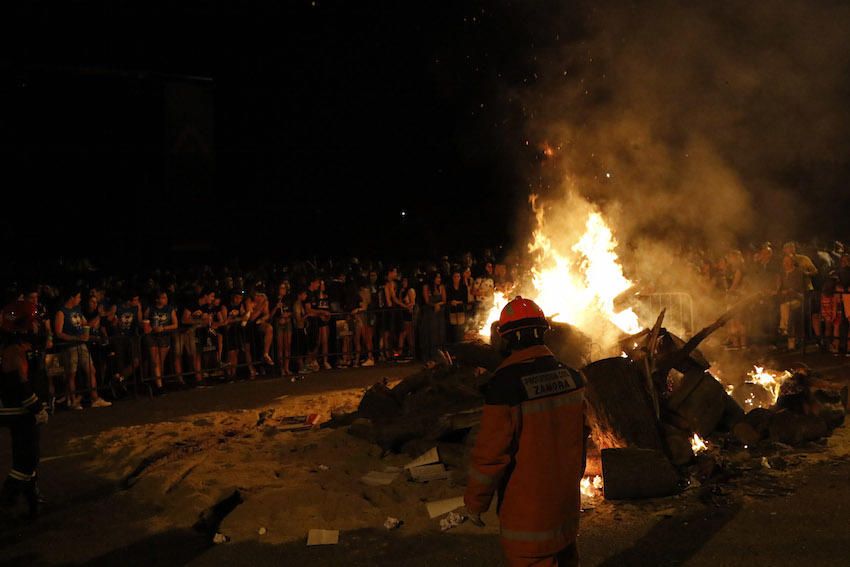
[361, 358, 375, 367]
[322, 362, 332, 370]
[55, 395, 67, 406]
[91, 398, 112, 408]
[69, 402, 84, 411]
[310, 361, 320, 372]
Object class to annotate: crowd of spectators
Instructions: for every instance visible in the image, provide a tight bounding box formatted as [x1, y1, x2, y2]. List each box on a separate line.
[681, 240, 850, 354]
[4, 251, 511, 412]
[7, 239, 849, 413]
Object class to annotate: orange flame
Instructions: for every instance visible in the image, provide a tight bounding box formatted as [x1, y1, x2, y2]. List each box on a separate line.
[691, 433, 707, 454]
[580, 475, 604, 498]
[478, 195, 640, 345]
[745, 366, 792, 408]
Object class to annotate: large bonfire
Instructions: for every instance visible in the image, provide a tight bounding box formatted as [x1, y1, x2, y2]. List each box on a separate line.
[479, 193, 640, 347]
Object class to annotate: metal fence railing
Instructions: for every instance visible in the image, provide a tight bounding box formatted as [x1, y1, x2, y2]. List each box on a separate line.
[634, 292, 695, 339]
[32, 306, 418, 409]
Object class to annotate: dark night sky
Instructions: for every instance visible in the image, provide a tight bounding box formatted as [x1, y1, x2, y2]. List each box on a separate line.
[4, 1, 850, 273]
[3, 0, 559, 269]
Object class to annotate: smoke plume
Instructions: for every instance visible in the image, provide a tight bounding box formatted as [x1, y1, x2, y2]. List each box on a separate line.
[507, 0, 850, 327]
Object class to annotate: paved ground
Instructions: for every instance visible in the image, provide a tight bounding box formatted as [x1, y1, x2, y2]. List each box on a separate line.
[1, 351, 849, 566]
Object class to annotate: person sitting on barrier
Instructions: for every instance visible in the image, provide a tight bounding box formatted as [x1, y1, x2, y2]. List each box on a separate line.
[53, 289, 111, 409]
[109, 290, 142, 388]
[144, 291, 178, 396]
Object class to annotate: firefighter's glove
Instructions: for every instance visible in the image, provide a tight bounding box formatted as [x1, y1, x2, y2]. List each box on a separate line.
[35, 408, 49, 426]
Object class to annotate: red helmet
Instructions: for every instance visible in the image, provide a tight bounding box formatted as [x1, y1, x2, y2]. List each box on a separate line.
[498, 296, 549, 336]
[1, 300, 39, 335]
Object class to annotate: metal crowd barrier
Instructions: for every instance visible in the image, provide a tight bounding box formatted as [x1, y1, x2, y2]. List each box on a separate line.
[43, 306, 418, 404]
[635, 292, 695, 339]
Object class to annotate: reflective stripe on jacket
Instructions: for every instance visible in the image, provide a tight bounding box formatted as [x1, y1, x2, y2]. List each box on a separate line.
[464, 344, 586, 557]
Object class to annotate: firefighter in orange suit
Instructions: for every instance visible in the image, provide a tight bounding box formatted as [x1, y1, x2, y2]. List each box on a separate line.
[464, 296, 588, 567]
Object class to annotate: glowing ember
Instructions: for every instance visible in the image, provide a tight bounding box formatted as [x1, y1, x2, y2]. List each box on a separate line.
[691, 433, 707, 454]
[580, 475, 604, 498]
[745, 366, 792, 408]
[478, 195, 640, 346]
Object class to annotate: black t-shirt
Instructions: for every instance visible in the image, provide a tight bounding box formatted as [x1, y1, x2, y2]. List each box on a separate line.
[446, 284, 468, 313]
[113, 304, 140, 337]
[343, 281, 360, 312]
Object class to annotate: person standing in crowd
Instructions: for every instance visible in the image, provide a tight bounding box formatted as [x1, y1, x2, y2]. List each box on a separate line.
[446, 269, 470, 344]
[247, 285, 275, 367]
[777, 256, 805, 351]
[383, 268, 404, 359]
[314, 280, 333, 370]
[397, 276, 416, 359]
[54, 289, 111, 410]
[366, 271, 382, 362]
[352, 282, 376, 367]
[330, 271, 353, 367]
[813, 276, 839, 354]
[303, 277, 323, 372]
[221, 291, 256, 380]
[833, 254, 850, 356]
[421, 272, 447, 361]
[464, 297, 587, 567]
[292, 288, 310, 373]
[83, 292, 110, 389]
[109, 291, 142, 387]
[271, 282, 293, 375]
[179, 289, 214, 385]
[20, 285, 53, 408]
[144, 291, 178, 395]
[0, 300, 49, 518]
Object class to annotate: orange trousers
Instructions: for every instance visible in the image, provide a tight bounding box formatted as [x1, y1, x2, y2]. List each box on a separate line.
[502, 542, 579, 567]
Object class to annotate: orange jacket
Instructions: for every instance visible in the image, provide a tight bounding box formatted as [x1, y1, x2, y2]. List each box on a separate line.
[464, 345, 586, 557]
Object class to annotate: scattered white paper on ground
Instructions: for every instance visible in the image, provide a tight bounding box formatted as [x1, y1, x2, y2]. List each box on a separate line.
[440, 511, 466, 531]
[426, 496, 465, 519]
[409, 463, 449, 482]
[384, 516, 402, 530]
[307, 529, 339, 546]
[360, 470, 399, 486]
[404, 447, 440, 470]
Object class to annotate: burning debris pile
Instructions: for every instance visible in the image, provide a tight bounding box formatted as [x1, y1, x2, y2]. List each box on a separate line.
[336, 305, 848, 503]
